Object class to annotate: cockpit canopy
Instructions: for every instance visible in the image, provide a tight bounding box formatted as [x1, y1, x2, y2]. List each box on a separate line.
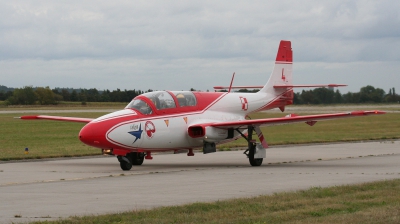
[125, 91, 197, 115]
[171, 91, 197, 107]
[125, 99, 153, 115]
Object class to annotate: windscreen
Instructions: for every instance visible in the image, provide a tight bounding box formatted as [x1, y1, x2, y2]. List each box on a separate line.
[125, 99, 153, 115]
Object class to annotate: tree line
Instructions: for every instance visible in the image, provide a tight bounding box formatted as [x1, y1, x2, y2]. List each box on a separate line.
[293, 86, 399, 104]
[0, 87, 150, 105]
[0, 85, 399, 105]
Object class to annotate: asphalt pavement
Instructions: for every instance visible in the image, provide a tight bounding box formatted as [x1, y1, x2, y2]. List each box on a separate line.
[0, 140, 399, 223]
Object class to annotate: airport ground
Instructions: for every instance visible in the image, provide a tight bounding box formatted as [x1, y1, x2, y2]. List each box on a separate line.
[0, 104, 399, 223]
[0, 141, 399, 223]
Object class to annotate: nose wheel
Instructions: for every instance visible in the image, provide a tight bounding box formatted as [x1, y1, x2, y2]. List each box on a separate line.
[117, 152, 145, 171]
[117, 155, 133, 171]
[130, 152, 145, 165]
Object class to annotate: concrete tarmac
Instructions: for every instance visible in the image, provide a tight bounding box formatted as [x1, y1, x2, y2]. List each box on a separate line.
[0, 140, 399, 223]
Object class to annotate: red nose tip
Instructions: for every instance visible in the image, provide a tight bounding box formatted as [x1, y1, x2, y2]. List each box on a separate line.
[79, 123, 101, 147]
[79, 123, 112, 149]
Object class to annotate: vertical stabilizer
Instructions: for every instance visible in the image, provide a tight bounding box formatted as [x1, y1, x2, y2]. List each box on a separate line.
[258, 40, 294, 111]
[259, 40, 293, 94]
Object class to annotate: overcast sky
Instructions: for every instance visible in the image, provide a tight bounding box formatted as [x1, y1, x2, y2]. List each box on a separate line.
[1, 0, 399, 93]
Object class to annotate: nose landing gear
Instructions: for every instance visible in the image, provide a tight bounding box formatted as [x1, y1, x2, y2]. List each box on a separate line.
[117, 152, 146, 171]
[117, 155, 132, 171]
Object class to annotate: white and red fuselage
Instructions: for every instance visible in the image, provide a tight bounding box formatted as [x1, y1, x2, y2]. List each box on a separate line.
[20, 40, 384, 169]
[78, 87, 292, 155]
[78, 41, 295, 156]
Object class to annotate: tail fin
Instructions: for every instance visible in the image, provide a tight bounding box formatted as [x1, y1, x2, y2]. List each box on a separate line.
[259, 40, 293, 94]
[258, 40, 293, 111]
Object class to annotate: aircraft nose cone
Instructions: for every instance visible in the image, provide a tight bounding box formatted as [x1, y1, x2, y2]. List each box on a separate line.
[79, 124, 93, 146]
[79, 123, 103, 147]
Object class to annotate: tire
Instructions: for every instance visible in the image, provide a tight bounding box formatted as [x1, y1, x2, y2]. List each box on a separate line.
[248, 144, 263, 166]
[249, 158, 263, 166]
[129, 152, 145, 165]
[120, 160, 133, 171]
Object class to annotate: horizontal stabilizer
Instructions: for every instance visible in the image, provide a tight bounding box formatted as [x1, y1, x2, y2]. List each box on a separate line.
[213, 84, 346, 90]
[214, 86, 264, 90]
[274, 84, 347, 88]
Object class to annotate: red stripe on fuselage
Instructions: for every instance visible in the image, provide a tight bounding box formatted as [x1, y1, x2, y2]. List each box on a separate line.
[252, 88, 293, 113]
[83, 92, 228, 151]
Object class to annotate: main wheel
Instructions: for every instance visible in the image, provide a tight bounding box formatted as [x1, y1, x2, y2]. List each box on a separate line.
[128, 152, 145, 165]
[248, 144, 263, 166]
[249, 158, 263, 166]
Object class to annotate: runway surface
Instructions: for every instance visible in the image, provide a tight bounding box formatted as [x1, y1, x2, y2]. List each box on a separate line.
[0, 140, 399, 223]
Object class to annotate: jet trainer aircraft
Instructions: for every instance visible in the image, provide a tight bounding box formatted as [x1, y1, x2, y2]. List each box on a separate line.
[20, 40, 385, 170]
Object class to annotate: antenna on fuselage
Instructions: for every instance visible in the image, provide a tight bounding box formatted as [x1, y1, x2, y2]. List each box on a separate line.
[228, 72, 235, 93]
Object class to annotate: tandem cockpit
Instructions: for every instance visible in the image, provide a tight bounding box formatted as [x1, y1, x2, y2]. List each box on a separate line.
[125, 91, 198, 115]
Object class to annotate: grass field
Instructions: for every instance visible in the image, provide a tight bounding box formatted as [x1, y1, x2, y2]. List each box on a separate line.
[32, 179, 400, 224]
[0, 101, 127, 110]
[0, 112, 103, 160]
[1, 105, 399, 223]
[0, 110, 399, 161]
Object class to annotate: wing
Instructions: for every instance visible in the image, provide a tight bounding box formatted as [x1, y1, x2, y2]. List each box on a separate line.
[207, 110, 385, 130]
[18, 115, 93, 123]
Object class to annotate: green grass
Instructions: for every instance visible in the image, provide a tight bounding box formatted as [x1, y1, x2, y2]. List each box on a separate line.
[2, 101, 126, 110]
[0, 112, 102, 160]
[32, 179, 400, 224]
[0, 111, 399, 160]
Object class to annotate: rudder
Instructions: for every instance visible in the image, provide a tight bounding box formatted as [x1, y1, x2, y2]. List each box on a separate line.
[259, 40, 293, 94]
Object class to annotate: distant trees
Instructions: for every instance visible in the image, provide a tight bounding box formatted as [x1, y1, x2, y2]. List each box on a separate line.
[303, 88, 335, 104]
[236, 89, 259, 93]
[359, 85, 385, 103]
[60, 89, 71, 101]
[35, 87, 62, 105]
[384, 87, 399, 103]
[294, 85, 399, 104]
[296, 88, 337, 104]
[1, 84, 399, 105]
[6, 86, 36, 105]
[53, 88, 144, 103]
[4, 86, 62, 105]
[216, 89, 259, 93]
[0, 90, 13, 101]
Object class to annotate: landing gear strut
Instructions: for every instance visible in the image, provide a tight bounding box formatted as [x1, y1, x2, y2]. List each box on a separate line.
[117, 152, 145, 171]
[237, 125, 263, 166]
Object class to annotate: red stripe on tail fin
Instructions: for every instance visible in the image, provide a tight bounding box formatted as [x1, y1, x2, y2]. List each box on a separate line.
[275, 40, 292, 63]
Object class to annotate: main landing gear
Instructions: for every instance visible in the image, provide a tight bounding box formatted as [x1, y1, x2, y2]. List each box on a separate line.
[237, 125, 266, 166]
[117, 152, 145, 171]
